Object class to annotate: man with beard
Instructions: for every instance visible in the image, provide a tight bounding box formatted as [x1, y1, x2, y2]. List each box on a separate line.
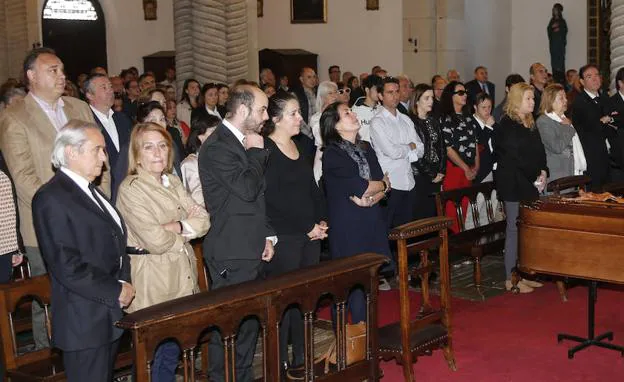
[198, 85, 276, 381]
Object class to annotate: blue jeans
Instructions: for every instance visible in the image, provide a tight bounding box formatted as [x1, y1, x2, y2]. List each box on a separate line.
[151, 341, 180, 382]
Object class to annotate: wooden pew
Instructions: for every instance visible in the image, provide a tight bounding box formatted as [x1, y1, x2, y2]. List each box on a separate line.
[117, 253, 388, 382]
[379, 216, 456, 382]
[547, 175, 591, 195]
[0, 276, 134, 381]
[435, 181, 506, 287]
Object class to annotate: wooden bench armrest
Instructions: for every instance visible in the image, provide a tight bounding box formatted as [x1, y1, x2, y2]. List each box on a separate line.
[389, 217, 453, 241]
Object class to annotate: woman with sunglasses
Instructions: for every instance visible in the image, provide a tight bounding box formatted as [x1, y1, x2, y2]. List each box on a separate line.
[439, 81, 480, 233]
[336, 81, 351, 104]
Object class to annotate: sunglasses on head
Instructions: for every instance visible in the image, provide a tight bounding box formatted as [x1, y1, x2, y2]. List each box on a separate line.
[453, 90, 467, 96]
[338, 88, 351, 95]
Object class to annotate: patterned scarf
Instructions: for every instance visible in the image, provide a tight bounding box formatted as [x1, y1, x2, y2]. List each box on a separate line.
[337, 140, 371, 180]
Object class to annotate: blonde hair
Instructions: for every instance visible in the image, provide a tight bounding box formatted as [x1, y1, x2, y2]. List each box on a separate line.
[504, 83, 535, 128]
[539, 83, 565, 115]
[127, 122, 174, 175]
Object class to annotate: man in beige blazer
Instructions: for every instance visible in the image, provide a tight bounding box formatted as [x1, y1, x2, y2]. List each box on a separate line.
[0, 47, 108, 349]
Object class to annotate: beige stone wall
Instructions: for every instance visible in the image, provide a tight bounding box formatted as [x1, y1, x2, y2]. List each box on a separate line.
[0, 0, 31, 82]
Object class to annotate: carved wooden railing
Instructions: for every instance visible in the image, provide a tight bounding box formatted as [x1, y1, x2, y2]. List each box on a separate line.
[117, 253, 387, 381]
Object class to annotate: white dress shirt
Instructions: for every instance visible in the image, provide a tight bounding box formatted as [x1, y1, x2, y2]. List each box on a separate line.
[370, 106, 424, 191]
[206, 105, 222, 119]
[222, 120, 278, 246]
[60, 167, 122, 230]
[90, 106, 120, 151]
[31, 93, 68, 131]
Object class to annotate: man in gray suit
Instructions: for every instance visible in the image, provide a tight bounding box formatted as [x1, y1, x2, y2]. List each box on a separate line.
[0, 47, 103, 349]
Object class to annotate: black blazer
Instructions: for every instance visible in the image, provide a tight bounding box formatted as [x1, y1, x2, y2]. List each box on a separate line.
[32, 171, 130, 351]
[198, 124, 275, 262]
[292, 85, 316, 124]
[608, 93, 624, 169]
[493, 116, 547, 202]
[92, 110, 132, 193]
[570, 90, 613, 189]
[465, 79, 496, 105]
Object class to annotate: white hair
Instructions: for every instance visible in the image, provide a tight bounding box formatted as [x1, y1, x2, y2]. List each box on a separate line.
[316, 81, 338, 112]
[50, 120, 100, 169]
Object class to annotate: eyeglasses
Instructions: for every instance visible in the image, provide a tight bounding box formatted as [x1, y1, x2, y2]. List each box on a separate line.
[338, 88, 351, 95]
[453, 90, 467, 96]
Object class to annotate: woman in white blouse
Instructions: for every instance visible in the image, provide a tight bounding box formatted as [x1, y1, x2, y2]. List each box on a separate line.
[180, 114, 220, 206]
[536, 83, 586, 183]
[309, 81, 339, 182]
[177, 79, 201, 128]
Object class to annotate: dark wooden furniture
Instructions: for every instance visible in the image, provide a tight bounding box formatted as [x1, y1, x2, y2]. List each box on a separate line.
[547, 175, 591, 195]
[517, 196, 624, 358]
[0, 275, 133, 381]
[258, 48, 317, 85]
[117, 253, 387, 382]
[435, 181, 506, 287]
[143, 51, 175, 81]
[379, 217, 456, 381]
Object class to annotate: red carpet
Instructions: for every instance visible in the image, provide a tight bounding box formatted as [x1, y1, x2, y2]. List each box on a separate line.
[378, 284, 624, 381]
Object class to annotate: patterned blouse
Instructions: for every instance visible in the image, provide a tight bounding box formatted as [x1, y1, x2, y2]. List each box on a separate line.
[411, 115, 446, 179]
[440, 113, 479, 166]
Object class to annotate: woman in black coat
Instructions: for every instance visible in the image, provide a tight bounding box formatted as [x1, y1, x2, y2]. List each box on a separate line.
[409, 84, 446, 219]
[494, 83, 547, 293]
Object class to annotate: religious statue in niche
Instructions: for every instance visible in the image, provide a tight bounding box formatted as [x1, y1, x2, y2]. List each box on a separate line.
[143, 0, 157, 21]
[547, 3, 567, 83]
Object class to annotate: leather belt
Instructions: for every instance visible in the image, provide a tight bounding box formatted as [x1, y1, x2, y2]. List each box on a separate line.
[126, 246, 150, 255]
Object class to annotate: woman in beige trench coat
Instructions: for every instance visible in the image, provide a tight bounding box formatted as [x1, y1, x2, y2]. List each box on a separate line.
[116, 122, 210, 382]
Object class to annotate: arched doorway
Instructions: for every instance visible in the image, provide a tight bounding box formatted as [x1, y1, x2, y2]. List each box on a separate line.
[42, 0, 106, 82]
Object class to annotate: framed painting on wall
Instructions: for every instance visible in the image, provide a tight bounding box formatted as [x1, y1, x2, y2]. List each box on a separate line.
[291, 0, 327, 24]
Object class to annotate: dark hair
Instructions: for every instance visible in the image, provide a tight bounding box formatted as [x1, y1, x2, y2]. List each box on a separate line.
[261, 92, 298, 136]
[124, 79, 138, 91]
[347, 76, 358, 89]
[187, 114, 221, 153]
[200, 82, 219, 106]
[216, 83, 229, 91]
[565, 69, 577, 77]
[439, 81, 469, 118]
[336, 81, 347, 90]
[180, 79, 200, 105]
[371, 65, 381, 74]
[328, 65, 340, 74]
[474, 92, 493, 108]
[616, 68, 624, 91]
[579, 64, 599, 80]
[375, 76, 400, 94]
[431, 74, 443, 86]
[83, 73, 108, 95]
[136, 101, 165, 123]
[128, 67, 139, 76]
[320, 102, 345, 146]
[474, 66, 486, 73]
[23, 47, 56, 86]
[362, 74, 382, 91]
[505, 73, 525, 88]
[410, 83, 433, 114]
[226, 85, 256, 116]
[120, 69, 130, 79]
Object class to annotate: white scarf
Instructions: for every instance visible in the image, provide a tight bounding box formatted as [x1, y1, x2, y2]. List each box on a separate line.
[546, 112, 587, 175]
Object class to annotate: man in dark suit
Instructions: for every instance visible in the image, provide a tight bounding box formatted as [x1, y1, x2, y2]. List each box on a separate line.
[608, 67, 624, 181]
[571, 64, 616, 190]
[291, 67, 318, 125]
[397, 74, 412, 115]
[198, 85, 275, 382]
[84, 73, 133, 200]
[465, 66, 495, 106]
[32, 120, 134, 382]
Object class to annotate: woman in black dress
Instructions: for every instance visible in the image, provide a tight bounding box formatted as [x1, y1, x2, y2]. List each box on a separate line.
[494, 82, 547, 293]
[321, 101, 391, 324]
[262, 92, 327, 372]
[409, 84, 446, 219]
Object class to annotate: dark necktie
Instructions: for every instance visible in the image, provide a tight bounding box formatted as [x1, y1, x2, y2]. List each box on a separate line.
[88, 183, 115, 223]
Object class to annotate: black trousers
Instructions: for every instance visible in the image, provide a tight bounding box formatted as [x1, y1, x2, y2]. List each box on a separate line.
[63, 339, 120, 382]
[207, 259, 263, 382]
[385, 188, 415, 229]
[413, 174, 442, 220]
[265, 234, 320, 366]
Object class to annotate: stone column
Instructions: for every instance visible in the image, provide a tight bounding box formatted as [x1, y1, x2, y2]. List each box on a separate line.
[611, 0, 624, 89]
[0, 0, 30, 81]
[173, 0, 251, 87]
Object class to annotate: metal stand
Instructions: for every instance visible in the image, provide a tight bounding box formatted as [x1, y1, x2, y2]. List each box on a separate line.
[557, 281, 624, 359]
